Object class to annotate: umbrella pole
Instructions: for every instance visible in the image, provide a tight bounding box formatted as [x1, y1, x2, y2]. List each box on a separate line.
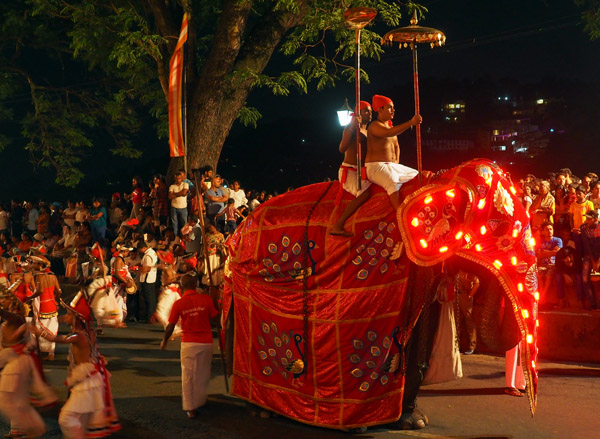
[411, 42, 423, 187]
[355, 28, 362, 191]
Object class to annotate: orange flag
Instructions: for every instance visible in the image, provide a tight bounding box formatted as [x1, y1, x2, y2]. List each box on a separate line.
[168, 13, 189, 158]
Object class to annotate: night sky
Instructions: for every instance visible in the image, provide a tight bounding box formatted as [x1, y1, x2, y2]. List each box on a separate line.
[2, 0, 598, 200]
[225, 0, 599, 189]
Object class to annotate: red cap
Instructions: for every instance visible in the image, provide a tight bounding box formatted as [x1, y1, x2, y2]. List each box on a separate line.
[372, 94, 393, 112]
[356, 100, 371, 112]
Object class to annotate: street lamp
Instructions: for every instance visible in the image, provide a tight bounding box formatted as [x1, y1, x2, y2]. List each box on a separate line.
[337, 98, 353, 127]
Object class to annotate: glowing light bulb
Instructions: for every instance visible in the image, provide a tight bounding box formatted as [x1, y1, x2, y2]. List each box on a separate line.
[527, 334, 533, 344]
[512, 229, 519, 238]
[510, 186, 517, 195]
[478, 199, 486, 210]
[534, 292, 540, 301]
[480, 226, 487, 235]
[439, 246, 449, 253]
[475, 244, 482, 252]
[518, 283, 524, 292]
[522, 309, 529, 318]
[420, 239, 428, 248]
[446, 189, 455, 198]
[411, 217, 419, 227]
[455, 231, 463, 240]
[511, 256, 518, 265]
[536, 319, 539, 327]
[493, 260, 502, 268]
[424, 196, 433, 204]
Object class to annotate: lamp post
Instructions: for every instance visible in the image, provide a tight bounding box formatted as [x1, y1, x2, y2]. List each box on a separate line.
[382, 11, 445, 187]
[337, 98, 353, 127]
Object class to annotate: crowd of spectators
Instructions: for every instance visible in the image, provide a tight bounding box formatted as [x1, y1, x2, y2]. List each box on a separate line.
[0, 167, 285, 322]
[519, 168, 600, 310]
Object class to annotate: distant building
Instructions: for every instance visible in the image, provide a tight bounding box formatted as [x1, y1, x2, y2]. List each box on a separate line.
[490, 112, 550, 156]
[441, 100, 466, 124]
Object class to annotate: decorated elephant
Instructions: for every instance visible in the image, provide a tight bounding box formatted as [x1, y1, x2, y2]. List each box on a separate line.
[222, 158, 538, 431]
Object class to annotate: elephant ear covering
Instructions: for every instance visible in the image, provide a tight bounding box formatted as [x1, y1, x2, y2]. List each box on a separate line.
[398, 158, 538, 414]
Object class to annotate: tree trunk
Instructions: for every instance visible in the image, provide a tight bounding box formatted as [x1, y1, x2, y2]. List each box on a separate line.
[166, 0, 309, 181]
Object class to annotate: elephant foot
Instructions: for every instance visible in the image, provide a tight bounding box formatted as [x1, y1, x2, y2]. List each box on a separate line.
[394, 403, 429, 430]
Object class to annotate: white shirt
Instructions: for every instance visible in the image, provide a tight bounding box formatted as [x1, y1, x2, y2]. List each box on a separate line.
[0, 210, 9, 230]
[26, 208, 39, 231]
[140, 248, 157, 283]
[109, 207, 123, 226]
[62, 207, 77, 228]
[230, 189, 248, 209]
[248, 199, 261, 211]
[76, 208, 89, 223]
[169, 182, 189, 209]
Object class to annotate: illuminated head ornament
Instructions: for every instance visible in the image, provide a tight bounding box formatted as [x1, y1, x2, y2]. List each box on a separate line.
[28, 255, 51, 269]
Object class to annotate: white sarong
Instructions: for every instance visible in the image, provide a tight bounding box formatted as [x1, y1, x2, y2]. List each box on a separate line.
[338, 162, 371, 197]
[181, 342, 213, 411]
[365, 161, 418, 195]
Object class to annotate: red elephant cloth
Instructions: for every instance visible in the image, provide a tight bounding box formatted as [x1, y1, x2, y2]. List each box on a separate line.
[225, 182, 423, 429]
[224, 159, 538, 429]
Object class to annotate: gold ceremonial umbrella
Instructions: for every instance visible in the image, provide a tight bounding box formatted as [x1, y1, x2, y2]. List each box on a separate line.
[344, 7, 377, 190]
[382, 11, 446, 186]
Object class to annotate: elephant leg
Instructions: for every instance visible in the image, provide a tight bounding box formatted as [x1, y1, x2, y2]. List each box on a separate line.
[395, 300, 440, 430]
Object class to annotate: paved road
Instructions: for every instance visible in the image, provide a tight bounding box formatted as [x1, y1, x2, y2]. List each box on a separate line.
[2, 322, 599, 438]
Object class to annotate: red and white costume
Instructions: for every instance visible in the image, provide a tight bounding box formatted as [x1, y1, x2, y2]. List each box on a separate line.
[109, 255, 132, 322]
[60, 361, 120, 438]
[87, 277, 123, 327]
[58, 293, 121, 438]
[338, 162, 371, 198]
[155, 283, 182, 337]
[35, 270, 61, 356]
[168, 290, 218, 411]
[0, 341, 57, 437]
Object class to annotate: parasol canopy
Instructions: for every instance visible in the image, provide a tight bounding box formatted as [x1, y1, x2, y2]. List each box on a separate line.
[344, 7, 377, 30]
[382, 12, 446, 48]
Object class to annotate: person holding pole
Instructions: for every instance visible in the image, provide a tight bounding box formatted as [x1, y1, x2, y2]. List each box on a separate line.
[330, 101, 373, 237]
[366, 94, 422, 211]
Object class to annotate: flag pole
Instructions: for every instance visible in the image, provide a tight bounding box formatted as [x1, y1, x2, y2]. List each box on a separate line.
[183, 35, 188, 177]
[344, 8, 377, 190]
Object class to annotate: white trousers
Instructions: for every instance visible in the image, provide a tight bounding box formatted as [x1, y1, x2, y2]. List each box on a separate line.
[181, 342, 213, 411]
[505, 342, 526, 390]
[37, 315, 58, 354]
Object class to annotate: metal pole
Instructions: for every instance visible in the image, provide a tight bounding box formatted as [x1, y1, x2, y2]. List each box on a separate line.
[355, 28, 362, 191]
[411, 42, 422, 187]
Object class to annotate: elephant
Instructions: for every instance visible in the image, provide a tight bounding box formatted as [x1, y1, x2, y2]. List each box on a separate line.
[222, 158, 538, 431]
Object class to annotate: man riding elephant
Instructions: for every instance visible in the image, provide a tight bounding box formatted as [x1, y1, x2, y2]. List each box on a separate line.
[223, 158, 538, 431]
